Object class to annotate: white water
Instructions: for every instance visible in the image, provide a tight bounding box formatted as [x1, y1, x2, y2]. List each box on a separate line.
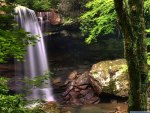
[15, 6, 55, 101]
[37, 12, 51, 33]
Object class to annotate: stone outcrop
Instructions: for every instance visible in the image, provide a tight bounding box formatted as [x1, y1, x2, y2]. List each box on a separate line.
[52, 59, 129, 105]
[56, 71, 100, 105]
[89, 59, 129, 97]
[37, 10, 61, 25]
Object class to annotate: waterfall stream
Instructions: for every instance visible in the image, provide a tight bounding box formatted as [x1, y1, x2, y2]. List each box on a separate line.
[15, 6, 55, 102]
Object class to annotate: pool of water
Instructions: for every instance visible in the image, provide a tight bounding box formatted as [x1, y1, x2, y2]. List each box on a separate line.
[68, 103, 127, 113]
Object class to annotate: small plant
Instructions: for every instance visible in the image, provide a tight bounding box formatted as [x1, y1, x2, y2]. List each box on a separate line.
[0, 71, 56, 113]
[0, 77, 26, 113]
[23, 71, 53, 88]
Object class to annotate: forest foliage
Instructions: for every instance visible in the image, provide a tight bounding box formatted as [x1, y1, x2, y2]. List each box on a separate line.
[4, 0, 59, 11]
[0, 0, 150, 112]
[80, 0, 150, 43]
[0, 1, 37, 62]
[0, 1, 57, 112]
[80, 0, 116, 43]
[0, 1, 40, 112]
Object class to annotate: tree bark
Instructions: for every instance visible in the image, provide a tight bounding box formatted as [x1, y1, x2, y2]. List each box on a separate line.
[114, 0, 148, 111]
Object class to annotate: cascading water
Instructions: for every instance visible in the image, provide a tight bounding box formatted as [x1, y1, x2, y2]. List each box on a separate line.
[15, 6, 55, 102]
[37, 12, 51, 33]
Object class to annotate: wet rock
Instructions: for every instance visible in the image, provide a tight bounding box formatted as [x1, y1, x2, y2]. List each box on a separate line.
[84, 91, 94, 100]
[64, 94, 71, 100]
[89, 59, 129, 97]
[43, 101, 61, 113]
[59, 70, 100, 105]
[69, 91, 80, 98]
[90, 77, 102, 94]
[62, 86, 73, 97]
[52, 77, 62, 85]
[75, 71, 89, 86]
[68, 71, 77, 80]
[78, 85, 88, 90]
[70, 80, 76, 86]
[80, 89, 90, 96]
[74, 87, 80, 92]
[64, 80, 71, 86]
[70, 98, 82, 105]
[94, 98, 100, 104]
[88, 97, 100, 104]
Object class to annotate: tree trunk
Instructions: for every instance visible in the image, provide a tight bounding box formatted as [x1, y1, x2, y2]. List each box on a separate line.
[114, 0, 148, 111]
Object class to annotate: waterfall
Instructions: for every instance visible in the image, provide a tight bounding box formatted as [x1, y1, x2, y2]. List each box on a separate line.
[15, 6, 55, 102]
[37, 12, 51, 33]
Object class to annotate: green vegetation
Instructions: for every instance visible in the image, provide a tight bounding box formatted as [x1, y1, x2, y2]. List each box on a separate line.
[80, 0, 116, 43]
[6, 0, 59, 11]
[0, 1, 44, 112]
[0, 2, 37, 62]
[0, 1, 60, 112]
[145, 0, 150, 30]
[80, 0, 150, 87]
[0, 0, 150, 112]
[0, 75, 60, 113]
[80, 0, 150, 43]
[80, 0, 149, 111]
[0, 77, 25, 113]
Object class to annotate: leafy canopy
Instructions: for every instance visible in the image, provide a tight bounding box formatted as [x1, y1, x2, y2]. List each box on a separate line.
[0, 1, 54, 113]
[80, 0, 150, 43]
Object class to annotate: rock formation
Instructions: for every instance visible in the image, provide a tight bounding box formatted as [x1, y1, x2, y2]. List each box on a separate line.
[52, 59, 129, 105]
[89, 59, 129, 97]
[61, 71, 100, 105]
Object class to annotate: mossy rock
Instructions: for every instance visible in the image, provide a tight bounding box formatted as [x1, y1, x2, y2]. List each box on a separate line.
[89, 59, 129, 97]
[42, 101, 61, 113]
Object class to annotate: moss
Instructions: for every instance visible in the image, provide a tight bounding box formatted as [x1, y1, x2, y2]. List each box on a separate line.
[102, 79, 118, 94]
[90, 59, 129, 96]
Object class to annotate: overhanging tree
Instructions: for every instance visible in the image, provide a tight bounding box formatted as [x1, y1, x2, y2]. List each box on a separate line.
[80, 0, 150, 43]
[80, 0, 149, 111]
[80, 0, 116, 43]
[114, 0, 148, 111]
[0, 1, 37, 62]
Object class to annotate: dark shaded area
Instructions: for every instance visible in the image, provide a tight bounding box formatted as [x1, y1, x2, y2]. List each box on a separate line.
[44, 32, 124, 68]
[99, 92, 128, 103]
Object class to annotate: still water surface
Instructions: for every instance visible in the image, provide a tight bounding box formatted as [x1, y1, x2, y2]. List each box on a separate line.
[69, 103, 127, 113]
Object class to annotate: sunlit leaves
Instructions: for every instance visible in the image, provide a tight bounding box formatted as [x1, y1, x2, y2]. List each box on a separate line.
[0, 77, 9, 95]
[145, 0, 150, 29]
[0, 29, 37, 62]
[80, 0, 150, 44]
[80, 0, 116, 44]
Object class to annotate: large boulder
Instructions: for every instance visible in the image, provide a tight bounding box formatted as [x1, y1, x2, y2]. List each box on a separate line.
[89, 59, 129, 97]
